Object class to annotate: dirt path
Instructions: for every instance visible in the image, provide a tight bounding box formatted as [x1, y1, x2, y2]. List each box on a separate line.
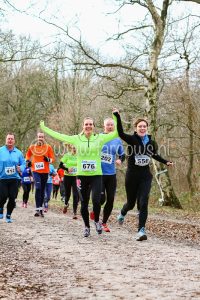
[0, 202, 200, 300]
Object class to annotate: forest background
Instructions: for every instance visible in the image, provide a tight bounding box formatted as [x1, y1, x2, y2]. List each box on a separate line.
[0, 0, 200, 211]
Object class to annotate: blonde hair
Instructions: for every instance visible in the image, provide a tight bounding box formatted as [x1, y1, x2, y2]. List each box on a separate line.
[82, 117, 95, 126]
[104, 118, 114, 126]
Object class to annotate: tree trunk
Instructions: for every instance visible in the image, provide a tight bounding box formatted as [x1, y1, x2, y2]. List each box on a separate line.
[146, 0, 182, 208]
[152, 161, 182, 208]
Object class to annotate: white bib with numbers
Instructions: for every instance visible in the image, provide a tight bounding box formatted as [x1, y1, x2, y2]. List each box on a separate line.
[101, 153, 113, 164]
[34, 162, 44, 170]
[23, 176, 30, 182]
[81, 160, 96, 172]
[69, 167, 77, 175]
[5, 166, 16, 175]
[135, 155, 150, 166]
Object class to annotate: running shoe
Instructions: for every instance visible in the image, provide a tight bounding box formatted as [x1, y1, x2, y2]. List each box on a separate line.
[136, 227, 147, 241]
[117, 213, 125, 225]
[34, 211, 40, 217]
[73, 213, 78, 220]
[24, 203, 28, 208]
[0, 213, 4, 219]
[102, 223, 110, 232]
[94, 221, 102, 234]
[40, 210, 44, 217]
[43, 208, 48, 213]
[84, 227, 90, 237]
[90, 211, 95, 220]
[63, 204, 69, 214]
[21, 202, 25, 208]
[6, 215, 13, 223]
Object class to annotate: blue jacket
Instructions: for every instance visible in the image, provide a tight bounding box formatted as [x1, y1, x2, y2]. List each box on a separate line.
[21, 167, 32, 184]
[101, 138, 125, 175]
[0, 145, 25, 179]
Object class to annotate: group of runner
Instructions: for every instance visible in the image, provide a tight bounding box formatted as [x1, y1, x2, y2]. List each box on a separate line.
[0, 108, 173, 241]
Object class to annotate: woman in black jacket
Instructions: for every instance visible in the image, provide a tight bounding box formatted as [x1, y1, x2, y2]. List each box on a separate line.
[113, 109, 173, 241]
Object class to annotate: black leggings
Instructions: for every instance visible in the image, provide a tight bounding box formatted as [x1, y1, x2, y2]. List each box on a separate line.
[77, 175, 102, 228]
[64, 175, 79, 214]
[121, 170, 152, 230]
[0, 179, 19, 215]
[53, 185, 60, 199]
[101, 174, 116, 224]
[22, 183, 31, 204]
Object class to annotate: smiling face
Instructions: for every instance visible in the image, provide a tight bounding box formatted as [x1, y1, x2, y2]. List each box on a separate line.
[82, 118, 94, 136]
[135, 121, 148, 137]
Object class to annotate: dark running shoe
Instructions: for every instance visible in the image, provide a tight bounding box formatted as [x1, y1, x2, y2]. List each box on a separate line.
[63, 204, 69, 214]
[6, 215, 13, 223]
[84, 227, 90, 237]
[95, 221, 102, 234]
[34, 211, 40, 217]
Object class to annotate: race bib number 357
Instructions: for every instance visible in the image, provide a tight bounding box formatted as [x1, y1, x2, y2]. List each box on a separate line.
[81, 160, 96, 172]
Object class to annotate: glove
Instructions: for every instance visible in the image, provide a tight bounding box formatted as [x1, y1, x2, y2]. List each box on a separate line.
[59, 162, 68, 172]
[26, 160, 32, 167]
[43, 156, 51, 163]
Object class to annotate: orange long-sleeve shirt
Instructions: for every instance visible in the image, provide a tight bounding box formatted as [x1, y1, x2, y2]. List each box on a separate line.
[26, 144, 55, 173]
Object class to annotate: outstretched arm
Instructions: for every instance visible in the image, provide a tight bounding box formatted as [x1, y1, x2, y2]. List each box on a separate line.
[40, 121, 77, 145]
[151, 141, 173, 165]
[100, 114, 119, 144]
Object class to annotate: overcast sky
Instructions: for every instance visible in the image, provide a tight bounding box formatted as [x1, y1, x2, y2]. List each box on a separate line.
[1, 0, 200, 57]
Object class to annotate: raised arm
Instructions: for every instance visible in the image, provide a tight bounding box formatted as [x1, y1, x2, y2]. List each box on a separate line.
[40, 121, 77, 145]
[112, 110, 134, 144]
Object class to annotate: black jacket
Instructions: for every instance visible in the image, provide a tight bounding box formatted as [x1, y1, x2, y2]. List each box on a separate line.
[114, 112, 168, 171]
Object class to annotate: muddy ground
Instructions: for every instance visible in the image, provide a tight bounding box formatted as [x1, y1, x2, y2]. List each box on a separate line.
[0, 201, 200, 300]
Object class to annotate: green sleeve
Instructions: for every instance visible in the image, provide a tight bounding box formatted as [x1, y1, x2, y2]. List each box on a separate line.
[40, 121, 77, 145]
[60, 154, 68, 164]
[100, 114, 119, 144]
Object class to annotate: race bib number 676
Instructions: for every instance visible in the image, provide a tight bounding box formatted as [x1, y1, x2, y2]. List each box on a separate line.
[81, 160, 96, 172]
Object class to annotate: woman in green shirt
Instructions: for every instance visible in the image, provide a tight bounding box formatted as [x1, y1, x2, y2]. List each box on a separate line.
[40, 115, 118, 237]
[59, 144, 79, 219]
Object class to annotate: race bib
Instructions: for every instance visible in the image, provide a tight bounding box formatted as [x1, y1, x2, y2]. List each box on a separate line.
[81, 160, 96, 172]
[101, 153, 112, 164]
[34, 162, 44, 170]
[5, 166, 16, 175]
[135, 155, 150, 166]
[69, 167, 77, 175]
[23, 176, 30, 182]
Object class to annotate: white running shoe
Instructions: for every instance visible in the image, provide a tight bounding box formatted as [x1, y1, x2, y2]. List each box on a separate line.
[136, 227, 147, 241]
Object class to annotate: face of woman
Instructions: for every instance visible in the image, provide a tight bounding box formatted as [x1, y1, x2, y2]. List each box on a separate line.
[83, 119, 94, 135]
[136, 121, 148, 137]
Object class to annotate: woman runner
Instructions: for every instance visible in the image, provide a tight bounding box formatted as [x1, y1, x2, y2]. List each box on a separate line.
[40, 114, 118, 237]
[113, 109, 173, 241]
